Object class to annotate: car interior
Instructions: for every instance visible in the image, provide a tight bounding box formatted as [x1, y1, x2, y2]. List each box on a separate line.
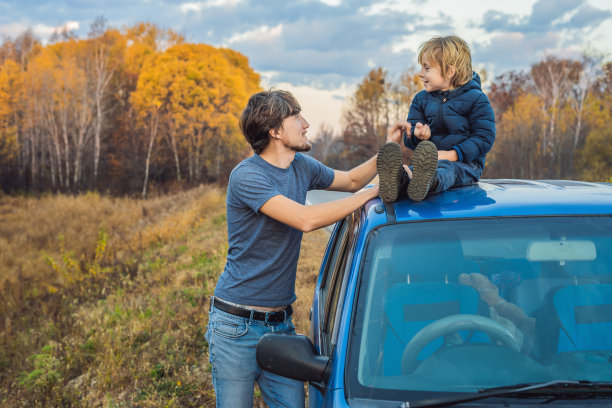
[353, 217, 612, 392]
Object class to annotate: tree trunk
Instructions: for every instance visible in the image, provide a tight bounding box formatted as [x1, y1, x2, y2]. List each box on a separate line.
[142, 112, 159, 198]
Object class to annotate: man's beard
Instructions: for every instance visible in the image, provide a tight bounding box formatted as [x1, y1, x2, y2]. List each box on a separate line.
[283, 138, 312, 153]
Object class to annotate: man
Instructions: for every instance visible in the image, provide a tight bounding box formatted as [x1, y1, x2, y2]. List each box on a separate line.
[205, 89, 407, 407]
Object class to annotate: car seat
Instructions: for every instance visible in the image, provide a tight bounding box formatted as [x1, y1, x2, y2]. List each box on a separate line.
[388, 231, 478, 285]
[552, 284, 612, 353]
[382, 282, 480, 375]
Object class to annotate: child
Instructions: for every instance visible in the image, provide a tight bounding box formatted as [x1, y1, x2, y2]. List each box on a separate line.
[377, 35, 495, 202]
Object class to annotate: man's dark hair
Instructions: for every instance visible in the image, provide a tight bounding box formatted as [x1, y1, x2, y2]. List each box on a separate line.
[239, 89, 301, 154]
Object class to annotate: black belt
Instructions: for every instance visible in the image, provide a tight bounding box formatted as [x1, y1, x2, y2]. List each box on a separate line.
[210, 297, 292, 323]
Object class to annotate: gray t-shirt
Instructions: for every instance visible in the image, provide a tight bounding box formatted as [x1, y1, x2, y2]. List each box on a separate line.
[214, 153, 335, 307]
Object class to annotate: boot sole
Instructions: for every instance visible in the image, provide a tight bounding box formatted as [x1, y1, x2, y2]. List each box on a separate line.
[408, 141, 438, 202]
[377, 142, 404, 202]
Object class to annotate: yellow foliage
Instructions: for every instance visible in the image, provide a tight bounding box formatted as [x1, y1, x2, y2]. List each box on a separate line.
[576, 126, 612, 181]
[0, 59, 22, 166]
[131, 42, 261, 181]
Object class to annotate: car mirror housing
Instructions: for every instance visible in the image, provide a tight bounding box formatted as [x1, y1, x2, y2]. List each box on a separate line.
[256, 333, 331, 391]
[527, 240, 596, 262]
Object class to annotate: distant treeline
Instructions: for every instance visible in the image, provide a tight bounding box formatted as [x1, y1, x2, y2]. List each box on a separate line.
[0, 19, 261, 196]
[310, 57, 612, 182]
[2, 20, 610, 196]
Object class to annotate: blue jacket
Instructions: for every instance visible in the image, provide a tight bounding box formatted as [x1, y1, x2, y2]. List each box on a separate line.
[404, 73, 495, 169]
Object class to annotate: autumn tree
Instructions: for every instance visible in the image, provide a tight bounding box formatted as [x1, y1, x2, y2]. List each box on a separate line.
[487, 54, 611, 181]
[87, 18, 124, 182]
[391, 68, 421, 120]
[487, 70, 528, 118]
[131, 43, 260, 196]
[0, 59, 22, 189]
[485, 93, 546, 179]
[104, 22, 184, 193]
[576, 126, 612, 182]
[341, 67, 389, 166]
[528, 56, 583, 177]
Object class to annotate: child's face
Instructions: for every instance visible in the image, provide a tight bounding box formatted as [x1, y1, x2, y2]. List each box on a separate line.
[419, 56, 452, 92]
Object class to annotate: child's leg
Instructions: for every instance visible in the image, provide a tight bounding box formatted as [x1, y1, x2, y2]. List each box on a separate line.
[430, 160, 482, 195]
[407, 141, 438, 202]
[377, 142, 409, 202]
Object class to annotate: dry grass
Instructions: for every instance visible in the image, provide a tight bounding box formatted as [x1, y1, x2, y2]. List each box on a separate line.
[0, 186, 330, 407]
[294, 229, 329, 334]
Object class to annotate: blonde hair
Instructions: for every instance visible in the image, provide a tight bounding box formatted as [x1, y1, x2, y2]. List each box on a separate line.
[418, 36, 472, 88]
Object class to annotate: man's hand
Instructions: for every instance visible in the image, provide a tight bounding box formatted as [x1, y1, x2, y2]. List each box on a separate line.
[386, 120, 411, 144]
[414, 122, 431, 140]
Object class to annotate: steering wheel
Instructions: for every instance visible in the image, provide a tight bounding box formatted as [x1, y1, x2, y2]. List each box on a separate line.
[401, 314, 521, 374]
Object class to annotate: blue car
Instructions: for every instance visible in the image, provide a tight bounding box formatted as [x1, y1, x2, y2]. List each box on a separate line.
[257, 180, 612, 407]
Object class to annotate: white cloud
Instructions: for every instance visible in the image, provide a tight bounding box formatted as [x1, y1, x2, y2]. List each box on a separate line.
[180, 2, 205, 13]
[179, 0, 243, 13]
[225, 24, 283, 46]
[0, 22, 29, 38]
[63, 21, 79, 31]
[0, 21, 79, 42]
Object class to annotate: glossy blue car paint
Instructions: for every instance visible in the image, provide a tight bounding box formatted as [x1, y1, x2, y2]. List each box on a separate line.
[306, 180, 612, 407]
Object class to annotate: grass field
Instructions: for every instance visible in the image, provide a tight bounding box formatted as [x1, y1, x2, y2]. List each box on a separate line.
[0, 186, 329, 407]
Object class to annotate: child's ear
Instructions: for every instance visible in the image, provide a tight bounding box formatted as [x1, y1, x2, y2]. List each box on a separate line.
[446, 65, 456, 80]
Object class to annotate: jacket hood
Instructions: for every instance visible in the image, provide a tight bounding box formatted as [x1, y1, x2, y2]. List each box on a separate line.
[434, 72, 482, 98]
[466, 72, 482, 90]
[457, 72, 482, 93]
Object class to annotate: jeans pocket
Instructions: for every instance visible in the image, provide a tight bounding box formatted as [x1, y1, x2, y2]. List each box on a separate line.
[286, 317, 296, 332]
[213, 317, 249, 339]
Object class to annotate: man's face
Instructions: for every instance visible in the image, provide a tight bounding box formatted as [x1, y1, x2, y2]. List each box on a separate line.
[419, 56, 452, 92]
[278, 112, 311, 152]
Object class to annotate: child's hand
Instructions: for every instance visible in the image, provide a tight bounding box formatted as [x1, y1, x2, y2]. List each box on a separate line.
[386, 120, 410, 144]
[414, 122, 431, 140]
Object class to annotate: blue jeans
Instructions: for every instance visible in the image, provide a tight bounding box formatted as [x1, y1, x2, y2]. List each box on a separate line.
[205, 303, 305, 408]
[430, 160, 483, 194]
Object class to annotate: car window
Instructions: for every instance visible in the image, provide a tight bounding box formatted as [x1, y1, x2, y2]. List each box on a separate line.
[347, 216, 612, 403]
[319, 220, 348, 297]
[319, 212, 359, 355]
[328, 212, 361, 348]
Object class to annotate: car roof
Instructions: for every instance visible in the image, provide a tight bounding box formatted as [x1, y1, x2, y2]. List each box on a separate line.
[367, 179, 612, 224]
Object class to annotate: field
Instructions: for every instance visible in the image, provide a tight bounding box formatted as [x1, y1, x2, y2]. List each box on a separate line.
[0, 186, 329, 407]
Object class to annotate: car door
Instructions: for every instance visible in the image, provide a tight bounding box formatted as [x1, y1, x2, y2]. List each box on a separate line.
[309, 210, 362, 405]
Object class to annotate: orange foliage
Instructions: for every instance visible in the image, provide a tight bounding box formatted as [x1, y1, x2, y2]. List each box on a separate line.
[0, 22, 260, 193]
[131, 42, 261, 189]
[0, 59, 22, 171]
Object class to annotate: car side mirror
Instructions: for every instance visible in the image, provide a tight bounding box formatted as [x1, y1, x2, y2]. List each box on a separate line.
[256, 333, 330, 393]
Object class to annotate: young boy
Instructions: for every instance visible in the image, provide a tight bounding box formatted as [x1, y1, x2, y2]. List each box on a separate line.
[377, 35, 496, 202]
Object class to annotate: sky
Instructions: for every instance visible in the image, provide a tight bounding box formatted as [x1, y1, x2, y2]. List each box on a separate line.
[1, 0, 611, 137]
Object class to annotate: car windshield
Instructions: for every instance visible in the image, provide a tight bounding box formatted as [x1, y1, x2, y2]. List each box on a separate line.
[347, 216, 612, 402]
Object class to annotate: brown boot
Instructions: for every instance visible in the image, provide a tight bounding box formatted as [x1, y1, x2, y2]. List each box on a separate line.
[407, 141, 438, 202]
[377, 142, 409, 202]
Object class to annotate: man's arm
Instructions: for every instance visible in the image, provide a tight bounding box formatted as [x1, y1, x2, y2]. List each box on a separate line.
[259, 186, 379, 233]
[326, 155, 377, 193]
[259, 120, 409, 232]
[326, 120, 409, 193]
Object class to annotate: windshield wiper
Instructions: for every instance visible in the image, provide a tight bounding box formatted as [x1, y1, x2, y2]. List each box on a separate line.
[399, 380, 612, 408]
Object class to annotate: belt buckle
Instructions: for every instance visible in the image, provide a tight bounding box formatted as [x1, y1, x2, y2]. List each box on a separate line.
[264, 309, 286, 324]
